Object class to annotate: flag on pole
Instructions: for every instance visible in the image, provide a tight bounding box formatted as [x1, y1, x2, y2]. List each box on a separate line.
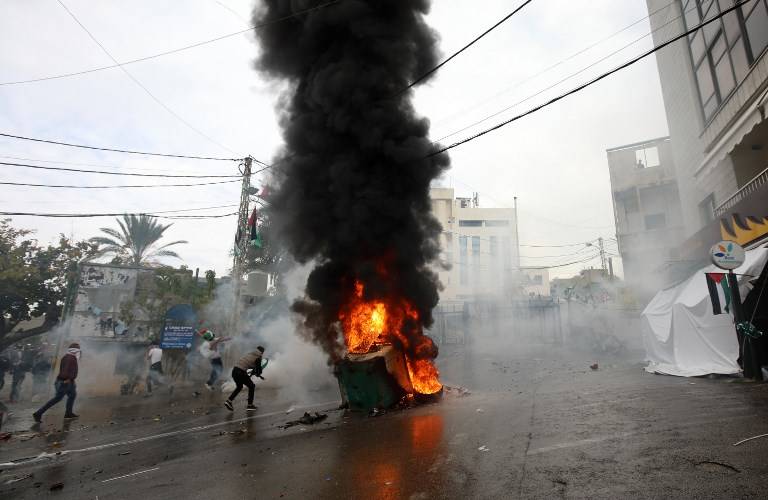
[248, 208, 262, 248]
[705, 272, 731, 314]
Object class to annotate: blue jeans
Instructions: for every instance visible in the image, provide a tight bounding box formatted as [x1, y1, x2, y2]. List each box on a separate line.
[35, 380, 76, 416]
[207, 358, 223, 386]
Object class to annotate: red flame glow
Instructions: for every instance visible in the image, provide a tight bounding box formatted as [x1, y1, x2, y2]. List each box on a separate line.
[339, 280, 442, 395]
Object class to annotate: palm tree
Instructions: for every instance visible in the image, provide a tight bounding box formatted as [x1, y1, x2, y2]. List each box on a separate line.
[90, 214, 188, 266]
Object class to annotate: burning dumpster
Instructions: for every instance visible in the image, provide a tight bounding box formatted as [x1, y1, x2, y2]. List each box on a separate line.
[336, 280, 442, 412]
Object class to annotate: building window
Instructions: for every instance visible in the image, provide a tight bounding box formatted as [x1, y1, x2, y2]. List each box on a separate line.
[471, 236, 480, 256]
[459, 236, 468, 285]
[615, 188, 640, 216]
[635, 146, 660, 168]
[502, 236, 511, 269]
[644, 213, 667, 230]
[698, 193, 716, 224]
[683, 0, 768, 121]
[458, 220, 483, 227]
[485, 220, 510, 227]
[489, 236, 498, 257]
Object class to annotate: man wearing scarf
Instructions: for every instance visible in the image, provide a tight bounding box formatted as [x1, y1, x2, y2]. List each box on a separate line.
[33, 343, 81, 422]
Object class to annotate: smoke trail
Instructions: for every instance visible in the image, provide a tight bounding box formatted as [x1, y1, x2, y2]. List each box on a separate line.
[253, 0, 450, 365]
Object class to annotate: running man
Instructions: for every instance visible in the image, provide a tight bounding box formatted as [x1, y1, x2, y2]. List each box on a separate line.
[224, 346, 265, 412]
[199, 330, 229, 390]
[33, 343, 81, 422]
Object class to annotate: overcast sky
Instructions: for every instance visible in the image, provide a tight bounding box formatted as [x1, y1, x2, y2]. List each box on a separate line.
[0, 0, 670, 278]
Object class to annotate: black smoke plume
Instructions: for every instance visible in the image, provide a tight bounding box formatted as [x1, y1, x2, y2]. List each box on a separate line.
[253, 0, 450, 364]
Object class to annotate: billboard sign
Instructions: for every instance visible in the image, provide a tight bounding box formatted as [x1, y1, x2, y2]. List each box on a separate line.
[160, 304, 197, 349]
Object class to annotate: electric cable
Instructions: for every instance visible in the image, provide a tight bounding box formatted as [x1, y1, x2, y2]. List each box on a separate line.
[427, 0, 750, 157]
[55, 0, 236, 155]
[0, 160, 241, 178]
[0, 179, 240, 189]
[0, 132, 242, 161]
[433, 0, 701, 143]
[430, 0, 679, 130]
[0, 210, 237, 219]
[0, 154, 231, 174]
[398, 0, 534, 94]
[0, 0, 342, 87]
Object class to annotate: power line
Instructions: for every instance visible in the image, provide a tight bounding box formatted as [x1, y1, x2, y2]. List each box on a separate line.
[430, 0, 678, 131]
[55, 0, 236, 155]
[433, 0, 696, 144]
[398, 0, 534, 95]
[0, 154, 228, 174]
[427, 0, 749, 158]
[0, 160, 241, 178]
[0, 0, 342, 87]
[0, 179, 240, 189]
[0, 210, 237, 219]
[0, 132, 241, 161]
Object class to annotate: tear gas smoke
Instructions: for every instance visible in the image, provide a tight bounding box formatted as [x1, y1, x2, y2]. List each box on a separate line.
[252, 0, 450, 368]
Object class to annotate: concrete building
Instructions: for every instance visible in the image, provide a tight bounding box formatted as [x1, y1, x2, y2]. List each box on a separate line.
[606, 136, 685, 296]
[519, 267, 551, 297]
[645, 0, 768, 265]
[430, 188, 520, 300]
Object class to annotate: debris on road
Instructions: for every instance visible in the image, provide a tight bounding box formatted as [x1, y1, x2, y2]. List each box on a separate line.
[590, 363, 599, 371]
[733, 433, 768, 446]
[478, 445, 489, 452]
[476, 408, 485, 413]
[0, 432, 11, 441]
[49, 482, 64, 491]
[118, 451, 131, 456]
[282, 412, 327, 429]
[285, 406, 295, 414]
[694, 460, 740, 473]
[4, 473, 33, 485]
[443, 385, 471, 397]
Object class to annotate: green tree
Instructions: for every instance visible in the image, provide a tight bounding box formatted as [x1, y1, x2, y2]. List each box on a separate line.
[0, 219, 98, 351]
[90, 214, 187, 266]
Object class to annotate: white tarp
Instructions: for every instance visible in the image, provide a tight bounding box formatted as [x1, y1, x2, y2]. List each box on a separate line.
[642, 246, 768, 377]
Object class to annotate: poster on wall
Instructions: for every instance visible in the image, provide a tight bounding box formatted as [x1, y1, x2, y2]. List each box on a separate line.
[160, 304, 197, 349]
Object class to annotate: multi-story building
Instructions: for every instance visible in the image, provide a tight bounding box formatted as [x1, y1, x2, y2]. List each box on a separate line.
[519, 267, 551, 297]
[430, 188, 520, 300]
[606, 136, 686, 296]
[645, 0, 768, 264]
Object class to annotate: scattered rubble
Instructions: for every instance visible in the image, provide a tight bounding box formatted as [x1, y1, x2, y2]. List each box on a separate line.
[282, 412, 327, 429]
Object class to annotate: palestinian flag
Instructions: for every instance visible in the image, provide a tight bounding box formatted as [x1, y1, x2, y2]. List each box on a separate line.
[248, 208, 262, 248]
[705, 272, 732, 315]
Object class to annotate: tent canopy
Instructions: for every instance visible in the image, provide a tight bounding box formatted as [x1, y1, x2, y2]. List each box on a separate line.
[642, 246, 768, 377]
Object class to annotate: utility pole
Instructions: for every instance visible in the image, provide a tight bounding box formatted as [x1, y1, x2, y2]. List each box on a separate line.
[230, 157, 252, 337]
[598, 237, 607, 275]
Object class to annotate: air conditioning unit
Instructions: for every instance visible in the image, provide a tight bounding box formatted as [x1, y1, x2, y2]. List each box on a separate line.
[246, 271, 269, 297]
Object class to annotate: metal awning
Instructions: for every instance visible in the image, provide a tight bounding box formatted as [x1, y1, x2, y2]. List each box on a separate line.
[695, 86, 768, 178]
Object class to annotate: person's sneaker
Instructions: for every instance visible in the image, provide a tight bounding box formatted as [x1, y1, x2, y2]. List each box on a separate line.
[224, 400, 233, 411]
[63, 413, 79, 419]
[205, 384, 214, 391]
[32, 412, 41, 423]
[246, 405, 257, 412]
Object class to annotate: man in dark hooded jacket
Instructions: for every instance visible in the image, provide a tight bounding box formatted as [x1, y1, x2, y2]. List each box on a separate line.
[33, 343, 81, 422]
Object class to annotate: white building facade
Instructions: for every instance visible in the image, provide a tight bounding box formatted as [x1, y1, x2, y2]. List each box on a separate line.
[430, 188, 520, 301]
[645, 0, 768, 259]
[606, 136, 686, 296]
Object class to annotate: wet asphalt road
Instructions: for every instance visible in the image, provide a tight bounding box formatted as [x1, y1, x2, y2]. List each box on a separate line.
[2, 340, 768, 499]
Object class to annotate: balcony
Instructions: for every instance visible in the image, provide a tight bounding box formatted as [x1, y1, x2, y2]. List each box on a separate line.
[715, 166, 768, 217]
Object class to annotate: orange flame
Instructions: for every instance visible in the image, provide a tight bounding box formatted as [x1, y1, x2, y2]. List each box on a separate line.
[339, 280, 442, 395]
